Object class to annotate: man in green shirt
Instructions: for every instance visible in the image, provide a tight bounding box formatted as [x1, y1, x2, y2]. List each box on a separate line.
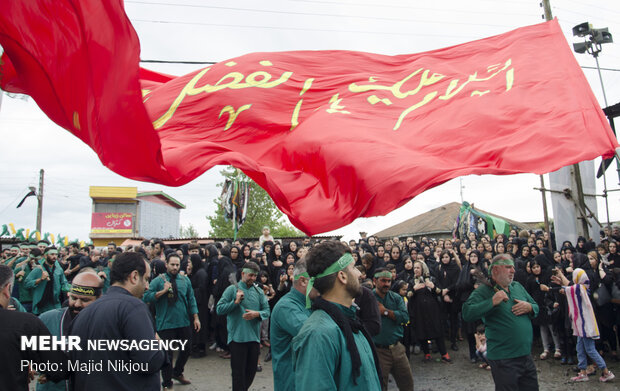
[144, 253, 200, 389]
[12, 246, 35, 311]
[372, 268, 413, 391]
[292, 241, 381, 391]
[217, 261, 270, 391]
[270, 258, 311, 391]
[462, 254, 539, 391]
[24, 247, 71, 315]
[3, 245, 21, 268]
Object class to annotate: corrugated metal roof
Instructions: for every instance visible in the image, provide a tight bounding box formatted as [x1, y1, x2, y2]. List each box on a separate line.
[373, 202, 538, 239]
[137, 191, 186, 209]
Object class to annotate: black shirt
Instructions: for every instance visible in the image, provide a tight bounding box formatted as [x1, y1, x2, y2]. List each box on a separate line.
[69, 286, 166, 391]
[354, 286, 382, 336]
[0, 308, 67, 391]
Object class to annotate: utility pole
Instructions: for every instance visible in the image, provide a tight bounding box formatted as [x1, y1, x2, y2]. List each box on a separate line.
[541, 0, 591, 240]
[36, 169, 44, 233]
[541, 0, 553, 22]
[539, 176, 552, 251]
[538, 0, 554, 247]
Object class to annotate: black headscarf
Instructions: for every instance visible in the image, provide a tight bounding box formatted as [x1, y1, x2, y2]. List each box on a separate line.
[189, 253, 203, 274]
[205, 245, 219, 265]
[213, 256, 235, 300]
[534, 250, 554, 270]
[456, 250, 483, 294]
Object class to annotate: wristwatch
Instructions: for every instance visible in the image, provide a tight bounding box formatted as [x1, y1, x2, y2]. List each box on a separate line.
[383, 310, 389, 316]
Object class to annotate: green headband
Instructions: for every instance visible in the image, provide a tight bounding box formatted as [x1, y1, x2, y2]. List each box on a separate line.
[306, 253, 354, 308]
[374, 271, 393, 279]
[45, 249, 58, 255]
[489, 257, 514, 271]
[294, 272, 309, 281]
[242, 268, 257, 275]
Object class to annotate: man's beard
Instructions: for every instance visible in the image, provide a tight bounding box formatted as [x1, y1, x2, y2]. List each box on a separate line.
[345, 274, 361, 298]
[68, 304, 81, 318]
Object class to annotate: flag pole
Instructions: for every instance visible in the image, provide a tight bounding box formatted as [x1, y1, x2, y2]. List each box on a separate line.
[539, 0, 553, 246]
[36, 169, 44, 234]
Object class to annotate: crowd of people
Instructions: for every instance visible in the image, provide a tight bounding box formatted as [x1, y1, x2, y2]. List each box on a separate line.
[2, 224, 620, 390]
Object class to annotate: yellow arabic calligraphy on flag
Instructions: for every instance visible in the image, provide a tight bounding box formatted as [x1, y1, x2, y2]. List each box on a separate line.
[148, 58, 514, 132]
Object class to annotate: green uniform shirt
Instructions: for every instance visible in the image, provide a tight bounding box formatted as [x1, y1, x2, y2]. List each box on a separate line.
[10, 297, 27, 312]
[462, 281, 539, 360]
[216, 281, 270, 344]
[292, 303, 381, 391]
[372, 290, 409, 346]
[16, 262, 35, 303]
[3, 255, 19, 269]
[270, 288, 311, 391]
[99, 267, 111, 294]
[24, 260, 71, 315]
[37, 308, 69, 391]
[143, 272, 198, 331]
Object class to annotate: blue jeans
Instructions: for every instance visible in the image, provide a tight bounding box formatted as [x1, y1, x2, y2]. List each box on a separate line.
[476, 350, 489, 365]
[576, 337, 606, 370]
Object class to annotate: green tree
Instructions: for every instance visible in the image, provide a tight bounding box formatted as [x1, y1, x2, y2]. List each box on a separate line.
[207, 167, 303, 239]
[179, 223, 200, 238]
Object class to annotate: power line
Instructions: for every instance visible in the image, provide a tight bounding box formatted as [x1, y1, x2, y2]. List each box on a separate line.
[138, 58, 620, 73]
[131, 18, 491, 38]
[553, 6, 618, 25]
[581, 66, 620, 72]
[289, 0, 531, 12]
[561, 0, 620, 16]
[141, 59, 215, 65]
[126, 0, 536, 19]
[0, 189, 30, 217]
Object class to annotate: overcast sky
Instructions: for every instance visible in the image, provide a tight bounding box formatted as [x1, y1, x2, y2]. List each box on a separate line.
[1, 0, 619, 243]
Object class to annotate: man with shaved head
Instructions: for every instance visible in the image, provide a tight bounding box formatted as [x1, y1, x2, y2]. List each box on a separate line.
[37, 269, 103, 391]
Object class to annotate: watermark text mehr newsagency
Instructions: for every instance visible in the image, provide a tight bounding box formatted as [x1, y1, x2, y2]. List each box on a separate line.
[21, 336, 187, 351]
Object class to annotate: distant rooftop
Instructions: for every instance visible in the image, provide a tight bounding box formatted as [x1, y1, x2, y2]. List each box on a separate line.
[89, 186, 185, 209]
[373, 202, 538, 239]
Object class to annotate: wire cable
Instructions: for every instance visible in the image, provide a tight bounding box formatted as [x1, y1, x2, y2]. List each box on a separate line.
[131, 18, 497, 38]
[138, 58, 620, 73]
[126, 0, 536, 20]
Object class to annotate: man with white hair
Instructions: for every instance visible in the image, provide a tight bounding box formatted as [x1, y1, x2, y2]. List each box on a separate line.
[463, 254, 539, 391]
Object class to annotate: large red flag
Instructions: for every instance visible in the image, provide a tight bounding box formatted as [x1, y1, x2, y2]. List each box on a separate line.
[1, 1, 617, 235]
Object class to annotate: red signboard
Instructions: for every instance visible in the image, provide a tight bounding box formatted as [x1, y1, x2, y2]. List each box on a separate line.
[91, 212, 133, 233]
